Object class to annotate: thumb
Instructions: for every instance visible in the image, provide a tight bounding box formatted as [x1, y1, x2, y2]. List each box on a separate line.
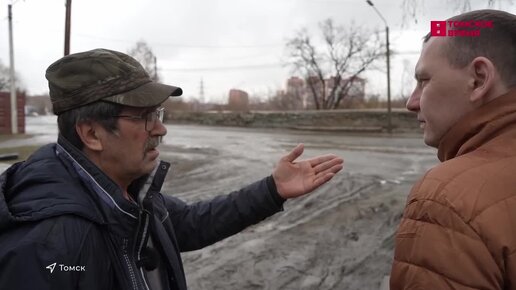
[283, 143, 304, 163]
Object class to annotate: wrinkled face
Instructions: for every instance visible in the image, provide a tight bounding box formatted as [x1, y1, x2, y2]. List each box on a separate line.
[406, 37, 475, 148]
[99, 106, 167, 183]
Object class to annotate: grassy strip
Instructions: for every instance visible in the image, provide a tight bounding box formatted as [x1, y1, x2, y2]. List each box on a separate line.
[0, 145, 41, 164]
[0, 134, 33, 143]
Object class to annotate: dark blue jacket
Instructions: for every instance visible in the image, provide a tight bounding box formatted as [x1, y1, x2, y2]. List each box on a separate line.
[0, 136, 284, 290]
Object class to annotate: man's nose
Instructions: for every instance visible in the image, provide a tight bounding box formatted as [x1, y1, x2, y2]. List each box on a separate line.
[152, 118, 167, 137]
[406, 88, 421, 112]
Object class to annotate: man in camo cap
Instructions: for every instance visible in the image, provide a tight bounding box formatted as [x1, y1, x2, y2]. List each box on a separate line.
[0, 49, 343, 289]
[47, 48, 182, 114]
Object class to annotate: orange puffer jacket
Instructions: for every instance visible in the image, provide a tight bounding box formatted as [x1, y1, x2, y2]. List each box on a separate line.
[391, 90, 516, 290]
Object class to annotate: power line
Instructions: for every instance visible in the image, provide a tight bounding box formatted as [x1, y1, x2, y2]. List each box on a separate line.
[74, 33, 283, 49]
[161, 62, 285, 72]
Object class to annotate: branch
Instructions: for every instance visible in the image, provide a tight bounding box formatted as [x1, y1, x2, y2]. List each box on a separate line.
[285, 19, 386, 110]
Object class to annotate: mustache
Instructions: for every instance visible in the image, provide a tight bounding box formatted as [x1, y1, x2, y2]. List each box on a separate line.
[144, 137, 161, 151]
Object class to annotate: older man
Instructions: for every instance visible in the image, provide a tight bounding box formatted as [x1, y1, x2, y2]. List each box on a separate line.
[0, 49, 343, 290]
[391, 10, 516, 289]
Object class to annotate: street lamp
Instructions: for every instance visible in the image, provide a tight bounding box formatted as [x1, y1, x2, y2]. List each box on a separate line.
[8, 4, 17, 134]
[366, 0, 392, 133]
[64, 0, 72, 55]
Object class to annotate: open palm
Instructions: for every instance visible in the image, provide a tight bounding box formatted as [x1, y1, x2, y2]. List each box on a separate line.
[272, 144, 344, 199]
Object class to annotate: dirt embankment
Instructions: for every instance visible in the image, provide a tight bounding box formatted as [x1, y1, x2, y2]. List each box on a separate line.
[165, 110, 420, 133]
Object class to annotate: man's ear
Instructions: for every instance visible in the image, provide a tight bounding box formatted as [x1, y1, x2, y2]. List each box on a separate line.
[75, 121, 104, 152]
[469, 56, 497, 103]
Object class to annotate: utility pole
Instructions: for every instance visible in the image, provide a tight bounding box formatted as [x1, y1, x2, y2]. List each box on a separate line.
[366, 0, 392, 133]
[8, 4, 18, 134]
[64, 0, 72, 55]
[386, 26, 392, 133]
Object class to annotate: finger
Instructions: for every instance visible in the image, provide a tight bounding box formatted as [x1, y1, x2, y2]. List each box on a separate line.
[282, 143, 304, 163]
[307, 154, 340, 167]
[315, 164, 343, 179]
[312, 157, 344, 173]
[312, 172, 336, 188]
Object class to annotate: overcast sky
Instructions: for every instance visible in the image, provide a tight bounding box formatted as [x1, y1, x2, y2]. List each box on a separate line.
[1, 0, 514, 103]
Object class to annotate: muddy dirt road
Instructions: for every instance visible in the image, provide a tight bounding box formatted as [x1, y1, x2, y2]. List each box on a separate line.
[159, 125, 437, 290]
[4, 117, 438, 290]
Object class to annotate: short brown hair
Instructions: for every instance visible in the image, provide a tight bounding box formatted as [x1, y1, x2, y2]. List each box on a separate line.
[424, 10, 516, 88]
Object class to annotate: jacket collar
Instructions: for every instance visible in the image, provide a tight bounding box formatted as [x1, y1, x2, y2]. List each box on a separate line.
[56, 135, 141, 223]
[57, 135, 125, 201]
[56, 135, 170, 223]
[438, 89, 516, 162]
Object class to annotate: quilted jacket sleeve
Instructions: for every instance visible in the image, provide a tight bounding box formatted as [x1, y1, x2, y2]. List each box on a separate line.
[390, 178, 509, 290]
[163, 175, 284, 252]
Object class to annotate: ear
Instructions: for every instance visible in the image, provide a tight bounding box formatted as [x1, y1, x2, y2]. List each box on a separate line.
[75, 121, 104, 152]
[469, 56, 497, 103]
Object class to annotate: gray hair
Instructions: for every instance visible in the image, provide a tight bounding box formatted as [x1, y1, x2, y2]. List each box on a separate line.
[57, 101, 123, 150]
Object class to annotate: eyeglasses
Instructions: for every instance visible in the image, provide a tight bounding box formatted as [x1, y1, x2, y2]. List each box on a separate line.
[113, 107, 165, 131]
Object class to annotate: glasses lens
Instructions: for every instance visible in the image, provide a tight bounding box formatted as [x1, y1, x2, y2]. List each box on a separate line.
[145, 108, 164, 131]
[157, 108, 164, 122]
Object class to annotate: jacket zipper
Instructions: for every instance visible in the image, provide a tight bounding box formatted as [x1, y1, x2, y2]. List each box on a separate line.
[122, 238, 139, 290]
[124, 208, 151, 290]
[137, 213, 151, 290]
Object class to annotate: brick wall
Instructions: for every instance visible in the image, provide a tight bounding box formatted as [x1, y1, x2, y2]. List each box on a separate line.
[0, 91, 26, 134]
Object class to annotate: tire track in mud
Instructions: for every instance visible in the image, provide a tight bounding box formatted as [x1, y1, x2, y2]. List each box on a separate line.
[269, 173, 386, 232]
[179, 172, 416, 290]
[260, 175, 408, 290]
[157, 132, 436, 290]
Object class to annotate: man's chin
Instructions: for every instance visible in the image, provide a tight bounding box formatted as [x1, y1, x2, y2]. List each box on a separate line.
[139, 159, 159, 176]
[423, 133, 439, 148]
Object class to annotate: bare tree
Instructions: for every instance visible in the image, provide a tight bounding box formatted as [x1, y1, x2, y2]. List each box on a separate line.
[0, 59, 22, 92]
[0, 60, 11, 91]
[268, 90, 305, 111]
[399, 58, 414, 100]
[286, 19, 384, 110]
[128, 41, 160, 81]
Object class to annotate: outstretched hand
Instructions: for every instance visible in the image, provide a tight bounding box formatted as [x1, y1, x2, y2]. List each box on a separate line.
[272, 144, 344, 199]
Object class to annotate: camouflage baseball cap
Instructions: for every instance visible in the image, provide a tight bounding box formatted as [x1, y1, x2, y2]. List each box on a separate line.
[46, 48, 182, 114]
